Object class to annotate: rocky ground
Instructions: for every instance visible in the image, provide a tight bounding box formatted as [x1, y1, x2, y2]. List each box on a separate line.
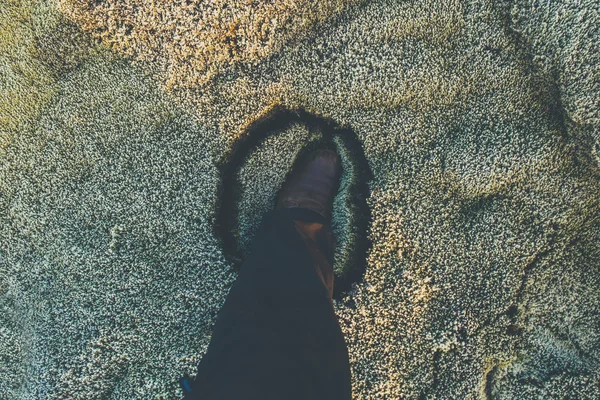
[1, 0, 599, 398]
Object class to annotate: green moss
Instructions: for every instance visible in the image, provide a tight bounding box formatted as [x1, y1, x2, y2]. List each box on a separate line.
[0, 0, 100, 153]
[0, 0, 55, 148]
[0, 56, 232, 398]
[1, 0, 599, 398]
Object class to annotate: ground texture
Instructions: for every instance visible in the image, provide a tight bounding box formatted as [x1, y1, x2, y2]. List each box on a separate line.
[1, 0, 599, 398]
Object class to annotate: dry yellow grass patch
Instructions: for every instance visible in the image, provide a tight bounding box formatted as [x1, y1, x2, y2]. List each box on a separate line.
[59, 0, 358, 89]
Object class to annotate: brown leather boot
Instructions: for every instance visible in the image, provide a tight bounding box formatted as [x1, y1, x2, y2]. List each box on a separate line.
[276, 149, 341, 220]
[277, 149, 341, 298]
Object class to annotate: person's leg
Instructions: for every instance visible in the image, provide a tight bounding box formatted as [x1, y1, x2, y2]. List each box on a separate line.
[183, 150, 351, 400]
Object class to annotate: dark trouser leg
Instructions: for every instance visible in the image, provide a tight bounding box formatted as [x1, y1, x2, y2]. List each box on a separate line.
[184, 209, 352, 400]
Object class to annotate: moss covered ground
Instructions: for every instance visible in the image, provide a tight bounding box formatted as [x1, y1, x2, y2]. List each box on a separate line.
[1, 0, 599, 398]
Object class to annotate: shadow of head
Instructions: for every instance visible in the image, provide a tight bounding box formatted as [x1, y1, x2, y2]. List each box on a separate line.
[215, 107, 372, 300]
